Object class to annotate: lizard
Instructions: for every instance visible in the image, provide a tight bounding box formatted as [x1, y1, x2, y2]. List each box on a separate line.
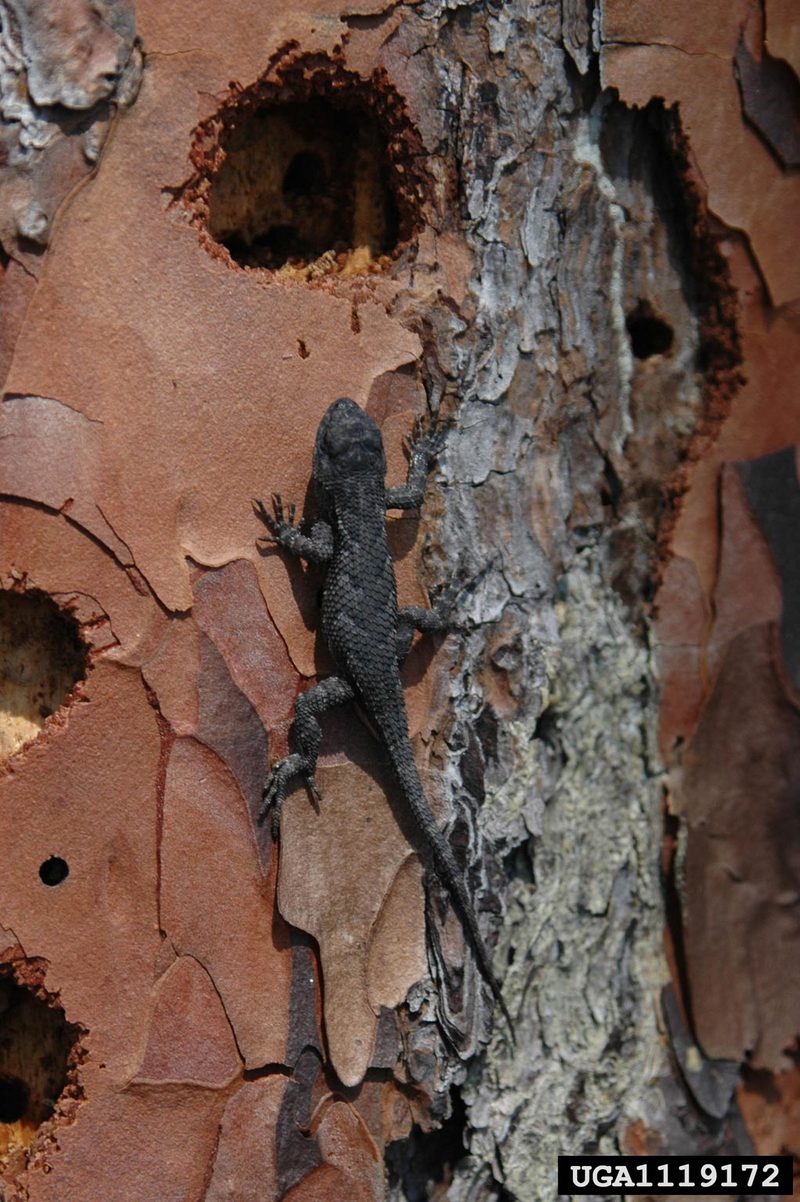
[254, 395, 513, 1037]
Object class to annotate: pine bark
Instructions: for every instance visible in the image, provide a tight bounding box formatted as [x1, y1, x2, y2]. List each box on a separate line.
[0, 2, 797, 1200]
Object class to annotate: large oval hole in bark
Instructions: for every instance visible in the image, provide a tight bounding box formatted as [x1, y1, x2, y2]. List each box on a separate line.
[0, 967, 82, 1171]
[183, 50, 431, 277]
[0, 590, 87, 762]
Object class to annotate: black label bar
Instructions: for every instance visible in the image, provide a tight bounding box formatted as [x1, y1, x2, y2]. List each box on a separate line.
[557, 1155, 793, 1195]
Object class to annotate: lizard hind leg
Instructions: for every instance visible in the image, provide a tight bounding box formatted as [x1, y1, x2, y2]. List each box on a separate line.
[395, 604, 450, 664]
[260, 675, 354, 837]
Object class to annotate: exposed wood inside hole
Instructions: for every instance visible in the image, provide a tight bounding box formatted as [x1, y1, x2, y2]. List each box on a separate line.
[0, 590, 86, 762]
[0, 973, 76, 1165]
[180, 49, 432, 280]
[208, 98, 399, 271]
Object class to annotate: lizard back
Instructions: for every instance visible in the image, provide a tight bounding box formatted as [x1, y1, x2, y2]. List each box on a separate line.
[321, 473, 406, 719]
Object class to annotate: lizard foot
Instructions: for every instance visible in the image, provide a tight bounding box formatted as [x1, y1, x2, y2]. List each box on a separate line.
[259, 754, 321, 839]
[429, 579, 469, 632]
[433, 581, 457, 621]
[253, 494, 299, 548]
[405, 415, 447, 464]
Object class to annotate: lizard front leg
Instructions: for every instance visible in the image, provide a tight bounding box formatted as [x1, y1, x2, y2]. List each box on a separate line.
[385, 418, 445, 511]
[253, 494, 333, 564]
[259, 674, 354, 837]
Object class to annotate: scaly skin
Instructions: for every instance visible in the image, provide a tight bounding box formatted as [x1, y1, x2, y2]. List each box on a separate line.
[254, 396, 513, 1037]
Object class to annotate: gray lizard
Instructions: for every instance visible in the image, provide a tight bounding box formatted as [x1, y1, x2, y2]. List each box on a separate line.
[254, 395, 513, 1036]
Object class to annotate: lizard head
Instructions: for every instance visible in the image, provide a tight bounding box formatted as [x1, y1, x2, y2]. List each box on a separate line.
[313, 397, 386, 490]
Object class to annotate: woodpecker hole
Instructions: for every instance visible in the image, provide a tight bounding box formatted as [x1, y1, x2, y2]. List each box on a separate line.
[0, 589, 87, 762]
[626, 301, 675, 359]
[181, 48, 431, 278]
[0, 964, 83, 1170]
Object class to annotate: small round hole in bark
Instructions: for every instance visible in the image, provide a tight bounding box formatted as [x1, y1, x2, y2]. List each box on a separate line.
[182, 49, 430, 277]
[0, 590, 87, 762]
[626, 302, 674, 359]
[38, 857, 69, 887]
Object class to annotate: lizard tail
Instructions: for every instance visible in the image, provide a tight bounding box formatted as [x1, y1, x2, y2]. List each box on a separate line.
[380, 726, 516, 1042]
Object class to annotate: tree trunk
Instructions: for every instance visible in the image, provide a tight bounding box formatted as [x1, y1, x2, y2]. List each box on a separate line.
[0, 2, 797, 1200]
